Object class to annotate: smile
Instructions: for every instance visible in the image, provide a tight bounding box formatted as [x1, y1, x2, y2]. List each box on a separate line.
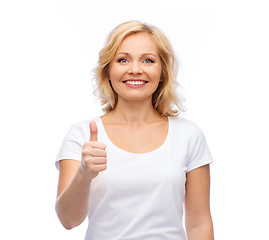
[123, 80, 147, 85]
[122, 79, 148, 88]
[123, 79, 148, 84]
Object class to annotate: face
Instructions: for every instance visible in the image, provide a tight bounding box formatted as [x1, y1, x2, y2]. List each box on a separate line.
[108, 32, 162, 102]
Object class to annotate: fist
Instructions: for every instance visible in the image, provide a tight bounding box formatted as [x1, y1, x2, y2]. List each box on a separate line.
[80, 120, 107, 180]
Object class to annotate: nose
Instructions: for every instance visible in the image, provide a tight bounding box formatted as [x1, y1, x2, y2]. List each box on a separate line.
[128, 61, 142, 75]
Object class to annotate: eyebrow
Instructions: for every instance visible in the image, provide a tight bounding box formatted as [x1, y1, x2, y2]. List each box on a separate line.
[116, 52, 158, 58]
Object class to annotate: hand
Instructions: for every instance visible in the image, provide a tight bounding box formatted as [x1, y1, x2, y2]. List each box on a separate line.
[80, 120, 107, 180]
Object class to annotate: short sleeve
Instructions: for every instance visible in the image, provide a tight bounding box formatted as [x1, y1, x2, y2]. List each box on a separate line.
[186, 124, 214, 172]
[55, 122, 87, 170]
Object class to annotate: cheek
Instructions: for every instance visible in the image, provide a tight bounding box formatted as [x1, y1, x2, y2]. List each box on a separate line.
[108, 66, 115, 79]
[151, 66, 162, 81]
[109, 64, 125, 80]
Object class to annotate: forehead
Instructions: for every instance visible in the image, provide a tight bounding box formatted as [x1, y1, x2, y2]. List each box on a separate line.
[117, 32, 159, 55]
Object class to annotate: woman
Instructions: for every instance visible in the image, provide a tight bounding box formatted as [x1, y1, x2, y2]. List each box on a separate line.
[55, 20, 214, 240]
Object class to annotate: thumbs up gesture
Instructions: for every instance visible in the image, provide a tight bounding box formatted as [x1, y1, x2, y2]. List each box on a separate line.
[80, 120, 107, 180]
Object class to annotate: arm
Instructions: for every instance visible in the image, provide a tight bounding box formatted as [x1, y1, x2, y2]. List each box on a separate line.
[55, 120, 107, 230]
[55, 159, 92, 230]
[184, 164, 214, 240]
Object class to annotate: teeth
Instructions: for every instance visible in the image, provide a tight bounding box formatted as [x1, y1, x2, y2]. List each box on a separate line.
[124, 81, 146, 85]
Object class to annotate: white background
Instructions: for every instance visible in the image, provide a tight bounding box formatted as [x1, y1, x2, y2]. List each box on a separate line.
[1, 0, 268, 239]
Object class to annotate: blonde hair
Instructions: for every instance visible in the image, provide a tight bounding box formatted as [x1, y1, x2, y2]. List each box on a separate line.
[92, 20, 186, 117]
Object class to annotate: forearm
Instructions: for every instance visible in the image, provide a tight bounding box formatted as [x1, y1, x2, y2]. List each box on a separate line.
[55, 167, 92, 229]
[186, 222, 214, 240]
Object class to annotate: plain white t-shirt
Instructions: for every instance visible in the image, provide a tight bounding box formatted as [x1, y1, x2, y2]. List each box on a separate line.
[55, 116, 214, 240]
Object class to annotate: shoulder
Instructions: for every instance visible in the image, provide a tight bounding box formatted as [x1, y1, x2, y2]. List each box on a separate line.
[68, 116, 100, 138]
[170, 116, 203, 136]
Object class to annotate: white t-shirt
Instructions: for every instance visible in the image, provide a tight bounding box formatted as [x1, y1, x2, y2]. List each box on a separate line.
[55, 116, 214, 240]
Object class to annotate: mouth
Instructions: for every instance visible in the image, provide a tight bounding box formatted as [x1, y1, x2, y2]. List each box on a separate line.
[122, 79, 148, 85]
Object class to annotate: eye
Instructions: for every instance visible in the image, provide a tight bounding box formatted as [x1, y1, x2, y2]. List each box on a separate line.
[117, 58, 128, 63]
[144, 58, 154, 64]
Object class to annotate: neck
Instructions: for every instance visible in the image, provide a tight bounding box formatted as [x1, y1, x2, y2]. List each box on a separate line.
[108, 96, 162, 127]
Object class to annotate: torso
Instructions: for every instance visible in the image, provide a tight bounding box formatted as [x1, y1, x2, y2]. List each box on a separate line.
[100, 114, 169, 154]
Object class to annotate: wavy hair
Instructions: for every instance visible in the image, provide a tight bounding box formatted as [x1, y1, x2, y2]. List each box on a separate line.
[92, 20, 186, 117]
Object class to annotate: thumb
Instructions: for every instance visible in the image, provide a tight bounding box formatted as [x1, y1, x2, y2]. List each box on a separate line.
[89, 120, 98, 141]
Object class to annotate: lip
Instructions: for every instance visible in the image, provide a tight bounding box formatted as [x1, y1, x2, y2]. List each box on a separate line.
[122, 79, 148, 88]
[122, 79, 148, 83]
